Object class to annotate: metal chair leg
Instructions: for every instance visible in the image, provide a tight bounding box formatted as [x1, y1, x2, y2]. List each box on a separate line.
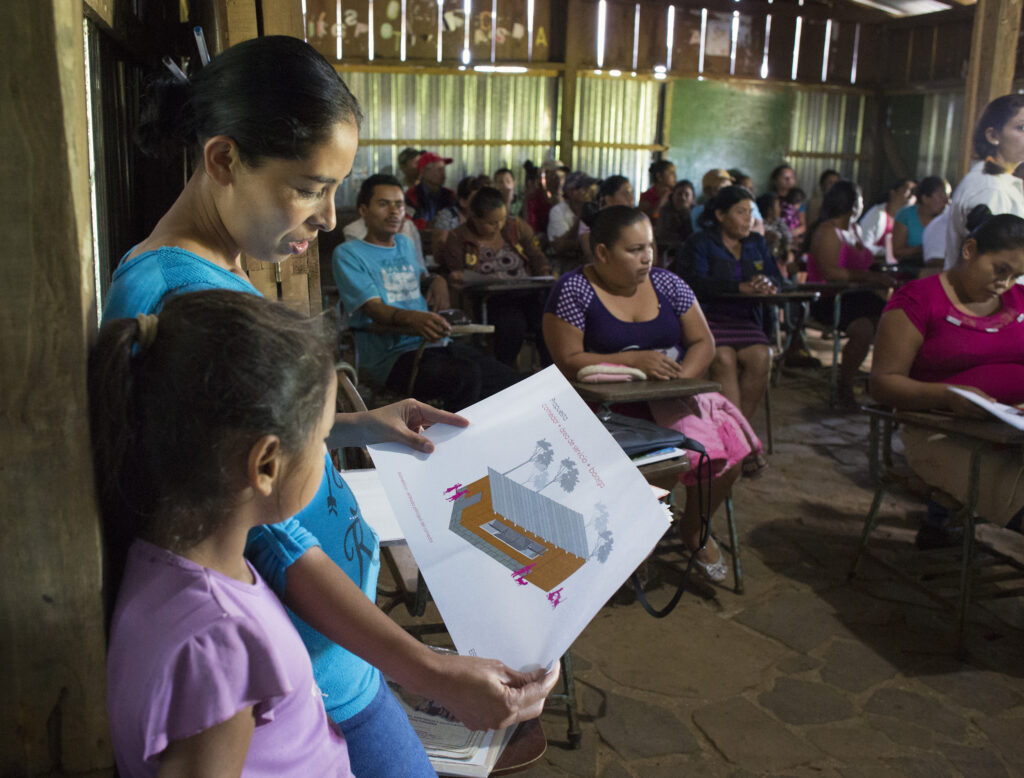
[725, 492, 743, 594]
[560, 651, 581, 748]
[848, 485, 887, 580]
[956, 445, 983, 657]
[763, 384, 774, 455]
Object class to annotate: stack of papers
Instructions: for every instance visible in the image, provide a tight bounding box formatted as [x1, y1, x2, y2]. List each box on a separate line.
[390, 682, 515, 777]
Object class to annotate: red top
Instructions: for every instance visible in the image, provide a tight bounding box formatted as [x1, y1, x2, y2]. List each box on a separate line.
[524, 189, 553, 235]
[884, 273, 1024, 404]
[639, 186, 662, 217]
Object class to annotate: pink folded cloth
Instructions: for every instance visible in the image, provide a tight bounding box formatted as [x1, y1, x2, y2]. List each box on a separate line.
[576, 363, 648, 383]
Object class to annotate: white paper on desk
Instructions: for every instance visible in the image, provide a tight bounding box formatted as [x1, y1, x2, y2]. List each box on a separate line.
[341, 469, 405, 545]
[948, 387, 1024, 432]
[368, 366, 672, 671]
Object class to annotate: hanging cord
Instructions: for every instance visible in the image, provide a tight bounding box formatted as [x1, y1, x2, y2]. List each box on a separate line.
[631, 442, 713, 618]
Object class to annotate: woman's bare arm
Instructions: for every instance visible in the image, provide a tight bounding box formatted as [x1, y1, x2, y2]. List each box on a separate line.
[869, 308, 990, 415]
[542, 313, 686, 380]
[675, 303, 716, 378]
[284, 548, 559, 731]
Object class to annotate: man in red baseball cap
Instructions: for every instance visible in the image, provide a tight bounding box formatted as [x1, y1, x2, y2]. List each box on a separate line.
[406, 151, 457, 230]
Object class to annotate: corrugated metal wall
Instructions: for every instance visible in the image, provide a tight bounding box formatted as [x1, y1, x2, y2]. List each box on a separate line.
[335, 70, 561, 207]
[788, 90, 869, 193]
[917, 90, 964, 183]
[573, 75, 662, 191]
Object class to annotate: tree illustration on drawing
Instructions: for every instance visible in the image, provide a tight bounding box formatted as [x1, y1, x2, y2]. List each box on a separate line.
[539, 458, 579, 494]
[587, 503, 614, 563]
[502, 439, 554, 482]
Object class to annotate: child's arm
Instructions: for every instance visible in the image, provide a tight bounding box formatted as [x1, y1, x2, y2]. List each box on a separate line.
[284, 547, 559, 731]
[156, 707, 254, 778]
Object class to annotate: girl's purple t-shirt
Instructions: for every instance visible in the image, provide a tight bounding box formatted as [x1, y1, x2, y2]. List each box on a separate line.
[107, 540, 352, 777]
[884, 273, 1024, 405]
[544, 266, 696, 355]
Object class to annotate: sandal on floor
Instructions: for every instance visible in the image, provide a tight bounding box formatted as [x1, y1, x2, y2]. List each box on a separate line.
[692, 546, 729, 583]
[741, 453, 768, 479]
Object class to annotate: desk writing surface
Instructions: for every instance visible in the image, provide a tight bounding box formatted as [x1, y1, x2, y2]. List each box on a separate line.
[863, 406, 1024, 447]
[717, 290, 821, 302]
[573, 377, 721, 404]
[340, 468, 405, 545]
[793, 282, 888, 294]
[364, 323, 494, 336]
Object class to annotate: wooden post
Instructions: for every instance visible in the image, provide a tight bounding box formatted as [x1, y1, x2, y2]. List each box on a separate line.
[960, 0, 1022, 176]
[220, 0, 324, 315]
[559, 0, 589, 167]
[0, 0, 111, 773]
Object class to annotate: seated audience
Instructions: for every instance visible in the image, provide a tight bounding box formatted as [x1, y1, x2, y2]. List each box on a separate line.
[870, 211, 1024, 545]
[343, 211, 425, 269]
[437, 186, 551, 367]
[580, 175, 636, 260]
[769, 164, 807, 241]
[494, 166, 522, 217]
[892, 176, 951, 267]
[405, 151, 457, 229]
[525, 157, 565, 236]
[398, 146, 423, 189]
[335, 175, 521, 409]
[435, 174, 491, 247]
[729, 168, 766, 235]
[807, 168, 841, 225]
[548, 171, 597, 256]
[676, 185, 780, 477]
[944, 94, 1024, 269]
[757, 192, 792, 273]
[804, 180, 895, 406]
[543, 206, 762, 582]
[639, 159, 677, 219]
[691, 168, 734, 232]
[922, 206, 952, 270]
[859, 179, 916, 258]
[654, 179, 695, 262]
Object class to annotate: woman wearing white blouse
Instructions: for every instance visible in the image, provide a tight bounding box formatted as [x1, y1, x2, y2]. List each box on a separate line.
[944, 94, 1024, 269]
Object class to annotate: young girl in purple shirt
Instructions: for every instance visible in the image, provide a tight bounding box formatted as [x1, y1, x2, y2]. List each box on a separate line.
[91, 291, 350, 776]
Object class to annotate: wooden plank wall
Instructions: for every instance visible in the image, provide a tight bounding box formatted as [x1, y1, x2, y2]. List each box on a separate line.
[1, 0, 111, 773]
[304, 0, 554, 64]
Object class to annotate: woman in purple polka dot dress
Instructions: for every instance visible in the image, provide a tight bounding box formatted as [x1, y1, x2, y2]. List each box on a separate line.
[543, 206, 761, 583]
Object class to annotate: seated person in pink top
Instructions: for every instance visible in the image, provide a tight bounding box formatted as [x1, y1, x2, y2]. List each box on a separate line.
[91, 292, 352, 777]
[805, 180, 895, 405]
[871, 211, 1024, 541]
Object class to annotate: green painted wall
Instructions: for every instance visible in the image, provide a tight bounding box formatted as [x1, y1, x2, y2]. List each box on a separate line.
[665, 79, 794, 195]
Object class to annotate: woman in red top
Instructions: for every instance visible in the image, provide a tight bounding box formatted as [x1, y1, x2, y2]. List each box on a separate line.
[871, 211, 1024, 530]
[639, 160, 677, 219]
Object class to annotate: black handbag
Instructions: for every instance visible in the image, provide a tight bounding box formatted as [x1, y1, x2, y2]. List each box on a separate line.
[597, 410, 702, 457]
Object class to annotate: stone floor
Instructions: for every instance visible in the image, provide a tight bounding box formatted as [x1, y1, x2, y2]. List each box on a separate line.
[394, 346, 1024, 777]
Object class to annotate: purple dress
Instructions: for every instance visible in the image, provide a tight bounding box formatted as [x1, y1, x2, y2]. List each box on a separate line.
[546, 267, 760, 482]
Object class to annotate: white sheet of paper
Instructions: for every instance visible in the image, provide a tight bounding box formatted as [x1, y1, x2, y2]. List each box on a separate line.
[948, 387, 1024, 431]
[341, 469, 405, 545]
[368, 366, 672, 671]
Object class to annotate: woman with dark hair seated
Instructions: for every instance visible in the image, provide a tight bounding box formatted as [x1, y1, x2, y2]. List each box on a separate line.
[436, 186, 551, 366]
[891, 176, 951, 266]
[871, 210, 1024, 546]
[859, 178, 916, 259]
[804, 180, 895, 406]
[543, 206, 762, 582]
[675, 185, 781, 476]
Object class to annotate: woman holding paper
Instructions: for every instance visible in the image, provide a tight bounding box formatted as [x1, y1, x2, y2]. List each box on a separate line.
[870, 210, 1024, 532]
[105, 36, 557, 778]
[543, 205, 761, 583]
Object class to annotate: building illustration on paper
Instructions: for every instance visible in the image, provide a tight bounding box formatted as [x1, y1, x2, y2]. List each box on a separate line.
[449, 467, 588, 592]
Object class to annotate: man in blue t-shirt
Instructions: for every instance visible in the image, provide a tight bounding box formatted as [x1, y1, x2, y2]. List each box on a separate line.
[333, 174, 521, 411]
